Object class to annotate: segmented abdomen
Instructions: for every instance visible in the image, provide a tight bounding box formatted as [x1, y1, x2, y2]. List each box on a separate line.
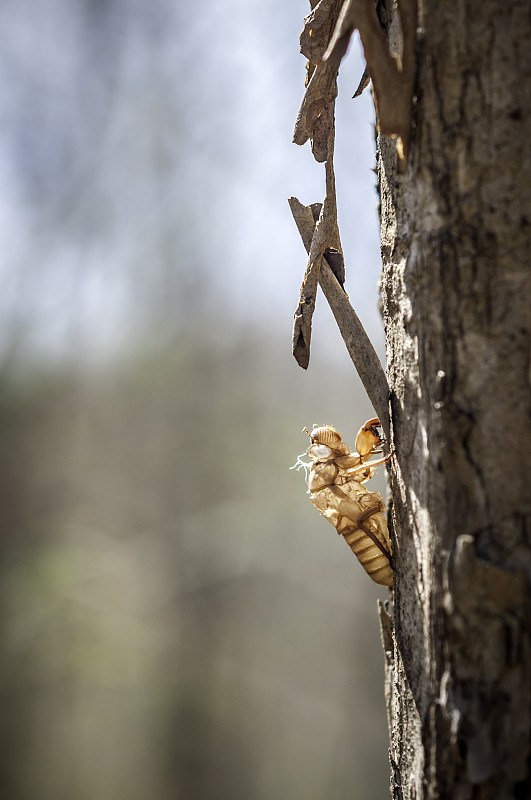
[342, 521, 393, 587]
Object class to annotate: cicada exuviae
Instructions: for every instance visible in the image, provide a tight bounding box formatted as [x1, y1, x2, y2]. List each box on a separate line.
[292, 418, 394, 587]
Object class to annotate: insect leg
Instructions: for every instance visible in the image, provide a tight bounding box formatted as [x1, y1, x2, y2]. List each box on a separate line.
[345, 451, 393, 477]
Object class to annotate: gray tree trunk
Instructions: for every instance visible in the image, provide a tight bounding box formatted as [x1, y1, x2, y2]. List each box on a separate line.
[378, 1, 531, 797]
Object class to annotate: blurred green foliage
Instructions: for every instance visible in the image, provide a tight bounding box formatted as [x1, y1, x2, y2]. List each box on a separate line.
[0, 335, 390, 799]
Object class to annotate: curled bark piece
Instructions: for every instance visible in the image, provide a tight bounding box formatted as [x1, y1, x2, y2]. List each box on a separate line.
[325, 0, 417, 159]
[293, 61, 338, 160]
[291, 205, 324, 369]
[289, 196, 390, 437]
[352, 65, 370, 98]
[324, 247, 345, 289]
[300, 0, 342, 66]
[293, 0, 344, 161]
[291, 139, 341, 369]
[378, 598, 394, 731]
[288, 197, 319, 253]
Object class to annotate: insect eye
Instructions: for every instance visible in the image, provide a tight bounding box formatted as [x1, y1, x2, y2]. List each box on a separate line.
[308, 444, 332, 460]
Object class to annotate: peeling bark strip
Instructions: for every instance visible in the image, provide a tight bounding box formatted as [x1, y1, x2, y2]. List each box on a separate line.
[291, 150, 341, 370]
[289, 197, 390, 438]
[291, 0, 391, 402]
[352, 65, 370, 99]
[325, 0, 417, 159]
[293, 0, 344, 161]
[290, 0, 391, 432]
[291, 0, 343, 369]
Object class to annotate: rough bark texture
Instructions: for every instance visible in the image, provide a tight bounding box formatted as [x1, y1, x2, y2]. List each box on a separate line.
[379, 1, 531, 798]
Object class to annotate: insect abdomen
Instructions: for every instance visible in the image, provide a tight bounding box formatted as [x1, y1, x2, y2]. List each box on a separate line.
[342, 524, 393, 587]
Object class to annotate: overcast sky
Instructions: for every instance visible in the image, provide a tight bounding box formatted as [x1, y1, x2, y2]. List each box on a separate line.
[0, 0, 382, 362]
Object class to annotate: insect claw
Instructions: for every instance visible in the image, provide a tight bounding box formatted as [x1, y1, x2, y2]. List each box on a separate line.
[355, 417, 385, 458]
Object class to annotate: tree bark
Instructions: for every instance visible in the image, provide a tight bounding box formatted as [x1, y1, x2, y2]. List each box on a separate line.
[379, 1, 531, 797]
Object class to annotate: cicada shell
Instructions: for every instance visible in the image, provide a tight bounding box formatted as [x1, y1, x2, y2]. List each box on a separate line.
[299, 418, 394, 587]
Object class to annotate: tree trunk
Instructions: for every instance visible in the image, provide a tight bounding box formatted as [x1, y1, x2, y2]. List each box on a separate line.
[379, 1, 531, 797]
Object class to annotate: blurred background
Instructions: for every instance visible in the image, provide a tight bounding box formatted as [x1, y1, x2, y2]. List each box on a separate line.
[0, 1, 391, 798]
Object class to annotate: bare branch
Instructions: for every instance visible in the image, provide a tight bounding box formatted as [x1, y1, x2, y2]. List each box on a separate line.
[289, 196, 390, 438]
[291, 129, 341, 369]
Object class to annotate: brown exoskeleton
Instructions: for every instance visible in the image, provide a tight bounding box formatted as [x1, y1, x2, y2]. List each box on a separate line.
[293, 418, 394, 587]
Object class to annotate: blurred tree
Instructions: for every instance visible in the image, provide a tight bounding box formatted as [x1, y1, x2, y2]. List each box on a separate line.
[0, 336, 391, 800]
